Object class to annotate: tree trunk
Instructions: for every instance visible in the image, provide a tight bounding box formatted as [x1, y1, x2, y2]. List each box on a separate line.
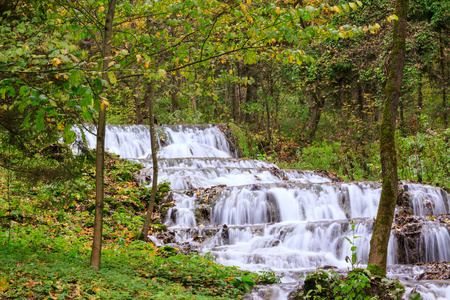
[135, 92, 143, 124]
[141, 82, 159, 241]
[306, 92, 324, 144]
[232, 81, 240, 122]
[367, 0, 409, 277]
[264, 94, 271, 144]
[399, 96, 405, 134]
[439, 28, 447, 128]
[417, 73, 423, 114]
[90, 0, 116, 270]
[170, 71, 179, 113]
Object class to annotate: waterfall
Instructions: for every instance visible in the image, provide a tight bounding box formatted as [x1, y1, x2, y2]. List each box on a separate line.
[96, 124, 450, 300]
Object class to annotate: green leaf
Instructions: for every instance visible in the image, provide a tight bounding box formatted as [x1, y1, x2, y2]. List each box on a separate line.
[63, 124, 75, 143]
[108, 71, 117, 85]
[349, 2, 357, 11]
[19, 85, 28, 95]
[36, 110, 45, 131]
[69, 70, 80, 86]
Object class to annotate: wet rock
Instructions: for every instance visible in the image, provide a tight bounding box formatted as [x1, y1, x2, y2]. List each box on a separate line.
[155, 192, 175, 222]
[195, 204, 211, 225]
[393, 215, 423, 264]
[269, 239, 281, 247]
[168, 208, 178, 223]
[267, 166, 282, 178]
[221, 224, 229, 244]
[266, 192, 281, 223]
[216, 123, 240, 157]
[154, 230, 175, 244]
[313, 169, 342, 182]
[192, 235, 207, 242]
[416, 262, 450, 280]
[396, 187, 413, 215]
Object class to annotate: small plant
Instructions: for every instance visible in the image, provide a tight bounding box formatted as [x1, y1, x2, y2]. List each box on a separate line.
[346, 221, 362, 270]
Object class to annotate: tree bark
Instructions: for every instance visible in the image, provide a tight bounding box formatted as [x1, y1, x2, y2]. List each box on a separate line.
[439, 28, 447, 128]
[141, 82, 159, 241]
[232, 81, 240, 122]
[417, 73, 423, 114]
[170, 71, 179, 113]
[367, 0, 409, 277]
[135, 91, 143, 124]
[305, 92, 324, 144]
[91, 0, 116, 270]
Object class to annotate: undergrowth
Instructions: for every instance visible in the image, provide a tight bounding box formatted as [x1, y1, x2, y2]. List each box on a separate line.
[0, 150, 278, 299]
[229, 124, 450, 190]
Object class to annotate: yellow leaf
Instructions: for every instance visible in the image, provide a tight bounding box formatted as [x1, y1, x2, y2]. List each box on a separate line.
[136, 54, 142, 62]
[229, 69, 233, 75]
[63, 74, 68, 80]
[98, 6, 105, 13]
[246, 0, 251, 6]
[275, 6, 280, 14]
[52, 58, 61, 67]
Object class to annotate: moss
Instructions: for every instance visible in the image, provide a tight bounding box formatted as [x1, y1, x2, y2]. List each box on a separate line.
[367, 264, 385, 277]
[303, 270, 334, 299]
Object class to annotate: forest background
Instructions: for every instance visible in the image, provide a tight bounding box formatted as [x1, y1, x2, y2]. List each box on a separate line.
[0, 0, 448, 188]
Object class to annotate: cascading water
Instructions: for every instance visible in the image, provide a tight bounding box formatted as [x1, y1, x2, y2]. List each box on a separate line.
[85, 124, 450, 300]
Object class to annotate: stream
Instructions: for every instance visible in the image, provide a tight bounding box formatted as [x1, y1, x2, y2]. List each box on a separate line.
[78, 124, 450, 300]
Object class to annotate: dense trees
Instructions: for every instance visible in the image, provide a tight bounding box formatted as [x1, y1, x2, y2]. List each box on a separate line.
[1, 0, 372, 268]
[1, 0, 449, 276]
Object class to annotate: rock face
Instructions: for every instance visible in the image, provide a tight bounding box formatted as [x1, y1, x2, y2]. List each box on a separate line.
[393, 215, 424, 264]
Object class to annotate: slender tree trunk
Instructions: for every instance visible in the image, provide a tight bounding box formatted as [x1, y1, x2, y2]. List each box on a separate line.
[170, 71, 179, 113]
[399, 96, 405, 134]
[417, 73, 423, 114]
[439, 28, 447, 128]
[232, 81, 239, 122]
[368, 0, 409, 277]
[268, 72, 279, 130]
[91, 0, 116, 270]
[141, 82, 159, 241]
[135, 93, 143, 124]
[264, 94, 271, 144]
[306, 92, 324, 144]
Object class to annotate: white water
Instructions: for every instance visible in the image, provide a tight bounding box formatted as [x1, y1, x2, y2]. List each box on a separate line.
[96, 124, 450, 300]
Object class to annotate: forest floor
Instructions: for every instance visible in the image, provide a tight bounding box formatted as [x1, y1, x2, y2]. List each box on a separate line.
[0, 153, 277, 299]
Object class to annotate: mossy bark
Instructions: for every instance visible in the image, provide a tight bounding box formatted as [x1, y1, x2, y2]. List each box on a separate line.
[367, 0, 409, 276]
